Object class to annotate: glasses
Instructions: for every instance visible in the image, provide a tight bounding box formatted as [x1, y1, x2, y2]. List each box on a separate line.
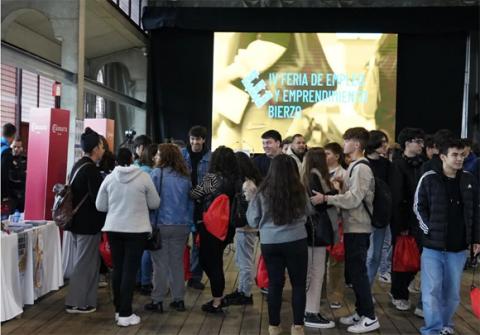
[410, 139, 424, 145]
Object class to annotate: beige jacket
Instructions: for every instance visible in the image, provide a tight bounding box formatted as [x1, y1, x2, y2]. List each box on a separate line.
[326, 158, 374, 234]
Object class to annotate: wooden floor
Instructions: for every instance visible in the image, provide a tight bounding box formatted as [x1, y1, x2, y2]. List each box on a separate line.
[2, 245, 479, 335]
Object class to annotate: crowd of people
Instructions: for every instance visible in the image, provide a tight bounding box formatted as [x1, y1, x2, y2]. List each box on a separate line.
[1, 121, 479, 335]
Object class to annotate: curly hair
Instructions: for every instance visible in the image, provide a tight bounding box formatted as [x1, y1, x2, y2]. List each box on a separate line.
[235, 151, 262, 184]
[258, 154, 306, 226]
[156, 143, 189, 177]
[208, 146, 239, 180]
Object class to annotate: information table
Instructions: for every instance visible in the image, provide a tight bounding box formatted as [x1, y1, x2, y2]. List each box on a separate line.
[1, 222, 64, 322]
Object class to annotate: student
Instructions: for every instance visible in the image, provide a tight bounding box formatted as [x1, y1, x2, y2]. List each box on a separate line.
[302, 147, 336, 329]
[389, 128, 425, 312]
[223, 151, 262, 306]
[286, 134, 307, 171]
[247, 155, 309, 335]
[145, 144, 193, 313]
[182, 125, 211, 290]
[96, 148, 160, 326]
[324, 142, 348, 309]
[311, 127, 379, 333]
[190, 146, 239, 313]
[365, 130, 392, 286]
[414, 138, 479, 335]
[253, 129, 282, 177]
[65, 128, 106, 314]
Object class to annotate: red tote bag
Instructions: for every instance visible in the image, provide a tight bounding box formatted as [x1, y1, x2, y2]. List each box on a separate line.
[393, 235, 420, 272]
[99, 232, 113, 269]
[202, 194, 230, 241]
[255, 255, 269, 289]
[327, 220, 345, 262]
[183, 245, 192, 281]
[471, 260, 480, 319]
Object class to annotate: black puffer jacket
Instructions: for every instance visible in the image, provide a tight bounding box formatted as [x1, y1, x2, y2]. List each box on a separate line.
[413, 167, 480, 251]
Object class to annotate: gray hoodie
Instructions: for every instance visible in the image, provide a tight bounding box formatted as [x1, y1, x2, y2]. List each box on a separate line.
[96, 165, 160, 233]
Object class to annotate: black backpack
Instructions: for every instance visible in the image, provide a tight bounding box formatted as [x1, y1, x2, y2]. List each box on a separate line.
[349, 160, 392, 229]
[229, 179, 249, 229]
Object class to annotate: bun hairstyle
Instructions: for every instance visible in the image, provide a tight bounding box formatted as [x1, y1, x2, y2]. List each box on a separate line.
[81, 127, 101, 154]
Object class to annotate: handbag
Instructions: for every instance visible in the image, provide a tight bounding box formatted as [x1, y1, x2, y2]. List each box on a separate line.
[306, 172, 334, 247]
[99, 233, 113, 268]
[327, 219, 345, 261]
[146, 168, 163, 251]
[255, 254, 269, 289]
[392, 235, 420, 272]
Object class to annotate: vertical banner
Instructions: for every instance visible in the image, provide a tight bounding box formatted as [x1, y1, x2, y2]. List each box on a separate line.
[84, 118, 115, 151]
[24, 108, 70, 220]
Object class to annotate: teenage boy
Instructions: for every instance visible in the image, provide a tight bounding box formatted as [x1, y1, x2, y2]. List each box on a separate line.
[286, 134, 307, 171]
[182, 125, 211, 290]
[414, 138, 479, 335]
[253, 130, 282, 177]
[389, 127, 425, 313]
[311, 127, 379, 333]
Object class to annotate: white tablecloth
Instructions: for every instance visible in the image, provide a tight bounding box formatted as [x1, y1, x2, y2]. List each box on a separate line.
[1, 222, 64, 322]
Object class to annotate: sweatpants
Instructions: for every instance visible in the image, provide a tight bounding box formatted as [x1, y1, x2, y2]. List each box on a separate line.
[65, 233, 101, 308]
[261, 238, 308, 326]
[108, 232, 147, 317]
[151, 225, 190, 302]
[234, 230, 257, 296]
[306, 246, 327, 314]
[198, 225, 228, 298]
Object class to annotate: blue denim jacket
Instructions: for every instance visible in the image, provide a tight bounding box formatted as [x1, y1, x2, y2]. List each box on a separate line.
[181, 147, 211, 186]
[150, 167, 194, 227]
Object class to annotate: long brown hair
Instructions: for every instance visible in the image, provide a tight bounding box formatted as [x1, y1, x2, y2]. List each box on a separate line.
[257, 155, 306, 226]
[302, 147, 333, 191]
[156, 143, 189, 177]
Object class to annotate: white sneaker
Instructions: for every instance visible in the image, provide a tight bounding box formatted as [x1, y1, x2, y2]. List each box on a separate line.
[440, 327, 454, 335]
[378, 272, 391, 284]
[413, 307, 424, 318]
[115, 313, 119, 321]
[329, 301, 342, 309]
[340, 312, 361, 325]
[347, 316, 380, 333]
[392, 299, 411, 311]
[117, 314, 141, 327]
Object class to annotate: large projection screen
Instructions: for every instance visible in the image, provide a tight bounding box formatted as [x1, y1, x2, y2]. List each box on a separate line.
[212, 32, 398, 153]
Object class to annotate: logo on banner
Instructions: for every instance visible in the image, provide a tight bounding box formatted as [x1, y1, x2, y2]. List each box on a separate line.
[241, 70, 273, 108]
[51, 124, 68, 135]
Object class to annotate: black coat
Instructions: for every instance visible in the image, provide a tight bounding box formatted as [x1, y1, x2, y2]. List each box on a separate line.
[389, 155, 425, 239]
[68, 156, 106, 234]
[414, 167, 479, 251]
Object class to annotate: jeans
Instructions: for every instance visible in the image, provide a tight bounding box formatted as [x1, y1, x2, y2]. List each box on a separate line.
[261, 238, 308, 326]
[420, 248, 467, 335]
[139, 251, 153, 285]
[234, 230, 257, 296]
[344, 233, 375, 319]
[379, 226, 392, 275]
[108, 232, 148, 317]
[190, 232, 203, 282]
[367, 226, 388, 285]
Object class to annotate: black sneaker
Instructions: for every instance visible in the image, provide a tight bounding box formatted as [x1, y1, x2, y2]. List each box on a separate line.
[188, 279, 205, 290]
[223, 290, 253, 306]
[201, 300, 223, 313]
[304, 312, 335, 329]
[170, 300, 186, 312]
[65, 305, 96, 314]
[144, 301, 163, 313]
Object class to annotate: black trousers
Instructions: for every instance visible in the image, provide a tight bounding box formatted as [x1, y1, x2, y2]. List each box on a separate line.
[344, 233, 375, 319]
[261, 238, 308, 326]
[108, 232, 148, 317]
[198, 225, 227, 298]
